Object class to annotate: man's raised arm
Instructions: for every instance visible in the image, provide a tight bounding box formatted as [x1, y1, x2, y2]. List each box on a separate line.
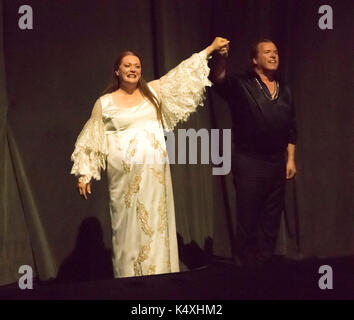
[210, 42, 229, 84]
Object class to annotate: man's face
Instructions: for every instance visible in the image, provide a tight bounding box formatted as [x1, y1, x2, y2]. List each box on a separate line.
[253, 42, 279, 72]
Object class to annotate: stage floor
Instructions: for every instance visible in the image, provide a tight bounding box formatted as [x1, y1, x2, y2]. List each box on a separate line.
[0, 256, 353, 300]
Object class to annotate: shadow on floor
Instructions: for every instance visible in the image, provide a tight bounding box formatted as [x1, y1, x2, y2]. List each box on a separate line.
[55, 217, 113, 283]
[177, 234, 214, 270]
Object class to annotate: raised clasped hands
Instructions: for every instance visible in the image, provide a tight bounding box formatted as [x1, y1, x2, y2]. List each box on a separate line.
[207, 37, 230, 57]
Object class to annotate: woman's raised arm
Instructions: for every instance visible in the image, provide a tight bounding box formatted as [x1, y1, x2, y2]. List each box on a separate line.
[148, 37, 229, 131]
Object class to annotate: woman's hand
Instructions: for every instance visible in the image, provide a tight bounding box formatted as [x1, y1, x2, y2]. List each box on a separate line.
[206, 37, 230, 56]
[77, 176, 92, 200]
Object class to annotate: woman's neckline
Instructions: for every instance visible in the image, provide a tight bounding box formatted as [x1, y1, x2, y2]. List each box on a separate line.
[109, 92, 147, 109]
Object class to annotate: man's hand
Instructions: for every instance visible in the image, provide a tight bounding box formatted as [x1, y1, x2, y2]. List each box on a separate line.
[286, 160, 296, 179]
[208, 37, 229, 83]
[217, 43, 229, 57]
[206, 37, 230, 56]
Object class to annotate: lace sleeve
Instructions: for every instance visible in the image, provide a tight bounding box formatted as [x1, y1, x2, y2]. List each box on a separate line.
[70, 98, 107, 181]
[152, 49, 212, 131]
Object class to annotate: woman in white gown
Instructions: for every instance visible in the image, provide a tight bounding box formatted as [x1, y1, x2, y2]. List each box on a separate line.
[71, 37, 229, 278]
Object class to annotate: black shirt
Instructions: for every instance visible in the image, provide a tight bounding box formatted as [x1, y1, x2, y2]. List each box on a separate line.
[214, 71, 297, 156]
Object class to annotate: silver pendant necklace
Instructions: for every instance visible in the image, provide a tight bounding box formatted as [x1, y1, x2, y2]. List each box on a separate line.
[255, 77, 279, 100]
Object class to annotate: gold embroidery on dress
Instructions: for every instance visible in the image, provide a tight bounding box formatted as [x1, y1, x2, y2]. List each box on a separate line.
[146, 131, 167, 158]
[158, 197, 168, 234]
[122, 137, 137, 173]
[122, 160, 130, 173]
[133, 198, 155, 276]
[136, 200, 154, 237]
[158, 195, 170, 247]
[123, 174, 142, 208]
[133, 240, 152, 276]
[151, 136, 159, 149]
[166, 256, 171, 272]
[150, 167, 164, 184]
[147, 265, 156, 275]
[127, 137, 137, 156]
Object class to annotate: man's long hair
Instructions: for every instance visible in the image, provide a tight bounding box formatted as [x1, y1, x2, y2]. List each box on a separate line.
[102, 50, 161, 120]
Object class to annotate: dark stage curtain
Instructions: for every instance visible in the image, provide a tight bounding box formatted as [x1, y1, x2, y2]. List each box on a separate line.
[1, 0, 353, 285]
[0, 0, 56, 285]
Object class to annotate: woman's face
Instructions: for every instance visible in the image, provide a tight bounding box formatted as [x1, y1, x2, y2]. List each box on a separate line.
[117, 55, 141, 85]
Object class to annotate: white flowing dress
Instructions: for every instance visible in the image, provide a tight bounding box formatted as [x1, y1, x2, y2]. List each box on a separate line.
[71, 49, 211, 278]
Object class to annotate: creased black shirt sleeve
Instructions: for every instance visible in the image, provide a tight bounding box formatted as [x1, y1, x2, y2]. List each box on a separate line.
[213, 72, 298, 155]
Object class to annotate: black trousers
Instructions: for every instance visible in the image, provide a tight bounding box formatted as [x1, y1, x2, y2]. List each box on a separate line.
[232, 151, 286, 261]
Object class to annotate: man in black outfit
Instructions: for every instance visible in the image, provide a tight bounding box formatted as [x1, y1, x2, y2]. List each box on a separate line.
[211, 38, 297, 266]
